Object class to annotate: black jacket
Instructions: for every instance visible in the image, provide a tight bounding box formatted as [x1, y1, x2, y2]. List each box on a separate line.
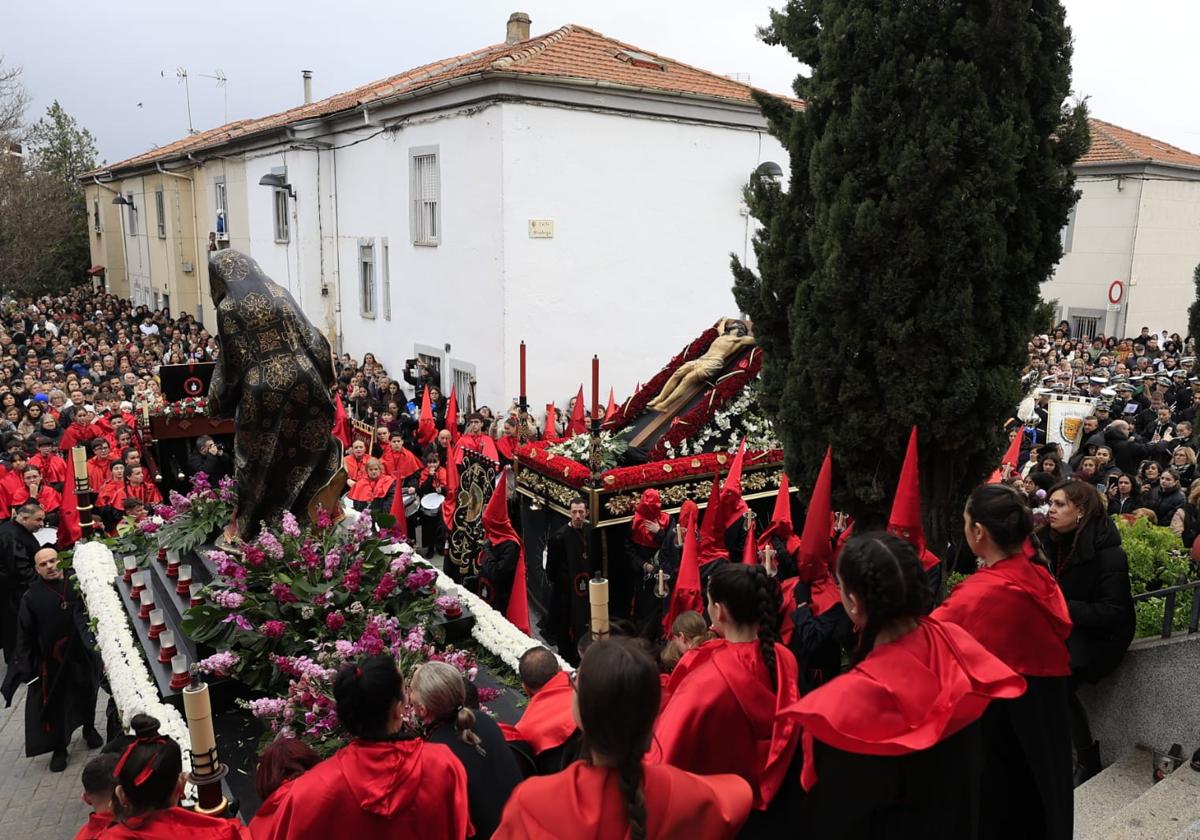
[1041, 517, 1135, 682]
[1104, 426, 1169, 476]
[1150, 487, 1186, 527]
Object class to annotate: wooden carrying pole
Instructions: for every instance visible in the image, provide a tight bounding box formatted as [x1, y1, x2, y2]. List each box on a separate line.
[589, 576, 610, 640]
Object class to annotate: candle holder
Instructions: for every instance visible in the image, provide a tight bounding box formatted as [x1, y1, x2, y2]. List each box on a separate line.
[169, 654, 191, 690]
[157, 548, 168, 565]
[148, 609, 166, 640]
[138, 589, 156, 620]
[130, 571, 146, 598]
[166, 557, 181, 579]
[122, 556, 138, 583]
[157, 630, 177, 662]
[189, 583, 204, 607]
[176, 565, 193, 595]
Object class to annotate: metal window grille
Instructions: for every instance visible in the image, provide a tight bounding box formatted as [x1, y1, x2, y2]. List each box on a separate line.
[273, 188, 290, 242]
[93, 199, 101, 233]
[360, 242, 375, 318]
[214, 180, 228, 239]
[381, 239, 391, 320]
[411, 152, 440, 245]
[155, 188, 166, 238]
[1071, 315, 1100, 340]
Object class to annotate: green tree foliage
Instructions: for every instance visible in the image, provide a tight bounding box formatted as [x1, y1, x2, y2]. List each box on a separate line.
[733, 1, 1090, 548]
[1188, 263, 1200, 344]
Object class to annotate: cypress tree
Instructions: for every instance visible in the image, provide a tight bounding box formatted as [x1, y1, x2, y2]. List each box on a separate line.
[1189, 263, 1200, 345]
[734, 1, 1089, 548]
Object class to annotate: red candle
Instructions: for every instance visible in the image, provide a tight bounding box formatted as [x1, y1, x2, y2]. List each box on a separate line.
[519, 341, 527, 398]
[591, 356, 600, 420]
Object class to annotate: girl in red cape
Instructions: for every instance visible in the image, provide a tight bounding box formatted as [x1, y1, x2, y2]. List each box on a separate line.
[781, 533, 1026, 837]
[98, 713, 250, 839]
[251, 654, 469, 840]
[247, 737, 320, 840]
[494, 638, 752, 840]
[346, 458, 396, 513]
[650, 563, 801, 830]
[933, 484, 1074, 840]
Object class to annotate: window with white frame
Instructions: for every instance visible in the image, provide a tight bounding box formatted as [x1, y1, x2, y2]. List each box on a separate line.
[126, 193, 137, 236]
[93, 198, 101, 233]
[155, 188, 166, 238]
[410, 147, 440, 246]
[1060, 204, 1077, 254]
[359, 241, 376, 318]
[381, 238, 391, 320]
[214, 178, 228, 239]
[273, 188, 290, 243]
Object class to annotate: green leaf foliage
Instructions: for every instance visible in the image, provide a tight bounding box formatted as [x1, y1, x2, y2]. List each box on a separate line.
[733, 1, 1089, 548]
[1189, 263, 1200, 346]
[1116, 517, 1192, 638]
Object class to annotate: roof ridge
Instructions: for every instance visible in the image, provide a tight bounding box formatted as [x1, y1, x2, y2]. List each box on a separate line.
[1088, 118, 1139, 160]
[491, 25, 575, 70]
[1091, 117, 1198, 160]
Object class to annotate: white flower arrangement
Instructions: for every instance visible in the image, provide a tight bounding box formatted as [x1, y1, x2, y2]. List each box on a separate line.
[663, 377, 781, 459]
[74, 541, 194, 784]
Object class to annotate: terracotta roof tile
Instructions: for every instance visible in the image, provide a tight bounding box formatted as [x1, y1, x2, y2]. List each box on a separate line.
[1079, 118, 1200, 169]
[91, 24, 798, 176]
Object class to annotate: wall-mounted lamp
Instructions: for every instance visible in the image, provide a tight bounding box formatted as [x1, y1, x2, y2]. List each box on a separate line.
[112, 195, 136, 207]
[258, 173, 295, 199]
[753, 161, 784, 186]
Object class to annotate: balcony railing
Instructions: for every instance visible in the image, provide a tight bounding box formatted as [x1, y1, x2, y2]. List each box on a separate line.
[1133, 580, 1200, 639]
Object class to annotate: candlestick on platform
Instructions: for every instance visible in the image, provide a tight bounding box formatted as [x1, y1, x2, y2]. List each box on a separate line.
[148, 609, 166, 640]
[591, 356, 600, 420]
[589, 576, 610, 641]
[138, 589, 156, 620]
[519, 341, 527, 399]
[184, 669, 230, 816]
[122, 556, 138, 583]
[176, 564, 193, 595]
[188, 582, 204, 607]
[170, 654, 191, 690]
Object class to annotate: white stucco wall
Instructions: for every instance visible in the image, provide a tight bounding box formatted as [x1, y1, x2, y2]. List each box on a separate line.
[1126, 177, 1200, 336]
[498, 102, 785, 410]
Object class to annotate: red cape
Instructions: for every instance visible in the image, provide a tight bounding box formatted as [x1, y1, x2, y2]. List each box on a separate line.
[631, 490, 670, 549]
[499, 671, 577, 754]
[248, 776, 296, 840]
[98, 807, 250, 839]
[347, 473, 395, 503]
[381, 447, 422, 481]
[493, 761, 752, 840]
[933, 550, 1072, 677]
[332, 393, 352, 449]
[650, 639, 801, 810]
[344, 454, 369, 483]
[249, 739, 468, 840]
[455, 433, 499, 465]
[777, 573, 842, 645]
[73, 811, 114, 840]
[781, 617, 1026, 789]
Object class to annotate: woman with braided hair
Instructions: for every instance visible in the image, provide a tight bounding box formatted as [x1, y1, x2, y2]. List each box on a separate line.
[250, 655, 469, 840]
[494, 638, 752, 839]
[101, 713, 250, 838]
[935, 484, 1074, 839]
[650, 563, 801, 825]
[781, 533, 1026, 837]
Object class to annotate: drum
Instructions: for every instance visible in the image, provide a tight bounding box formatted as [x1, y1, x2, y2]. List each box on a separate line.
[403, 490, 419, 517]
[421, 492, 445, 517]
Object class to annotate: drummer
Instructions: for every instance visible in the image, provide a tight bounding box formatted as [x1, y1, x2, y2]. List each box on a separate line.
[347, 457, 396, 514]
[413, 451, 447, 559]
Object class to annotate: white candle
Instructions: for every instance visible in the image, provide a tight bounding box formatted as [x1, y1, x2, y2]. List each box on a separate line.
[131, 571, 145, 589]
[178, 564, 192, 583]
[123, 556, 138, 572]
[149, 609, 164, 628]
[167, 550, 181, 565]
[189, 583, 204, 599]
[171, 654, 189, 675]
[159, 630, 175, 650]
[139, 590, 155, 608]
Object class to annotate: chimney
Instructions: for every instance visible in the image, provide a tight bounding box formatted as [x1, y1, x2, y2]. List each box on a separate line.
[302, 70, 313, 105]
[506, 12, 531, 45]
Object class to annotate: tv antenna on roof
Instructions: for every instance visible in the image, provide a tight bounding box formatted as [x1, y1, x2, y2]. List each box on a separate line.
[161, 68, 229, 133]
[195, 70, 229, 124]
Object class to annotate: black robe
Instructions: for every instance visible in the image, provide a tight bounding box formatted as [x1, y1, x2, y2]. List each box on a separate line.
[795, 721, 985, 838]
[478, 540, 519, 615]
[787, 599, 853, 693]
[207, 249, 341, 538]
[544, 523, 598, 666]
[627, 519, 678, 640]
[426, 712, 522, 839]
[978, 676, 1073, 840]
[0, 519, 42, 664]
[1, 576, 101, 756]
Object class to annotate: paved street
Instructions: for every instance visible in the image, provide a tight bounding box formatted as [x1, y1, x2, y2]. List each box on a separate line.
[0, 668, 109, 840]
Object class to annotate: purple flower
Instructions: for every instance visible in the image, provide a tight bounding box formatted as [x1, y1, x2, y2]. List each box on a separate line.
[334, 639, 355, 658]
[136, 519, 160, 535]
[400, 625, 426, 653]
[223, 613, 254, 632]
[316, 507, 333, 530]
[281, 511, 302, 538]
[242, 545, 265, 567]
[434, 594, 463, 617]
[196, 651, 239, 676]
[343, 560, 363, 593]
[404, 567, 437, 592]
[211, 590, 245, 609]
[245, 697, 287, 718]
[257, 531, 285, 560]
[325, 611, 346, 631]
[260, 620, 287, 639]
[190, 471, 212, 491]
[389, 554, 411, 575]
[373, 573, 397, 602]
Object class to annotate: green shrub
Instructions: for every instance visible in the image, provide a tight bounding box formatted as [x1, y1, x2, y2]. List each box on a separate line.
[1117, 517, 1192, 638]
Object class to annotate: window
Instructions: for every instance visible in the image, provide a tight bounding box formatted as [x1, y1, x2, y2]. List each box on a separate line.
[155, 188, 166, 238]
[359, 241, 376, 318]
[1060, 204, 1077, 254]
[381, 238, 391, 320]
[214, 178, 228, 239]
[410, 147, 440, 245]
[273, 188, 290, 243]
[1068, 308, 1104, 341]
[126, 193, 137, 236]
[93, 198, 101, 233]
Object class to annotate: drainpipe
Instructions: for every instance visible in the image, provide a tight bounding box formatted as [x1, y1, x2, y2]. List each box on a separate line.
[156, 162, 203, 320]
[92, 176, 127, 296]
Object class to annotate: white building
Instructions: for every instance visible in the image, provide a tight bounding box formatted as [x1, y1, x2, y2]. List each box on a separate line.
[87, 14, 791, 409]
[1047, 118, 1200, 339]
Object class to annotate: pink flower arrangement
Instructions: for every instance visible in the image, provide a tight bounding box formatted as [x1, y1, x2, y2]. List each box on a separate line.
[281, 511, 302, 538]
[373, 573, 397, 602]
[404, 568, 437, 592]
[196, 651, 239, 676]
[260, 620, 287, 639]
[211, 590, 245, 609]
[269, 582, 299, 604]
[257, 531, 285, 560]
[435, 594, 464, 619]
[325, 611, 346, 631]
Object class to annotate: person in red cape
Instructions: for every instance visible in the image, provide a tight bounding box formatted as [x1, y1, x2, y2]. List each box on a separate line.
[603, 388, 618, 424]
[987, 427, 1025, 484]
[455, 413, 499, 465]
[247, 737, 320, 840]
[99, 713, 251, 839]
[346, 458, 395, 513]
[86, 438, 114, 494]
[720, 440, 750, 530]
[628, 488, 677, 638]
[888, 426, 943, 591]
[58, 406, 104, 454]
[443, 388, 461, 447]
[253, 655, 468, 839]
[651, 564, 801, 832]
[696, 474, 731, 568]
[541, 403, 560, 443]
[416, 385, 438, 448]
[0, 448, 30, 503]
[73, 752, 118, 839]
[495, 416, 521, 466]
[780, 533, 1026, 837]
[933, 484, 1074, 840]
[380, 435, 423, 482]
[757, 473, 802, 579]
[477, 473, 523, 618]
[30, 436, 68, 490]
[11, 465, 61, 524]
[342, 438, 369, 488]
[567, 387, 587, 436]
[660, 505, 703, 640]
[495, 638, 752, 840]
[499, 646, 582, 776]
[778, 449, 852, 692]
[125, 465, 162, 506]
[331, 391, 352, 450]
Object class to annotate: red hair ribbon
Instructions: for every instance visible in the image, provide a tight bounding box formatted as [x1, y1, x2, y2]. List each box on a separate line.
[112, 735, 168, 787]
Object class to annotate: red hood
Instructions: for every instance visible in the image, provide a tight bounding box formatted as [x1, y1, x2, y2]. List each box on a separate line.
[335, 739, 429, 817]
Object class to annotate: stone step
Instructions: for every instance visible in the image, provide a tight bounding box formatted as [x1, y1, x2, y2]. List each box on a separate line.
[1081, 750, 1200, 840]
[1075, 745, 1158, 837]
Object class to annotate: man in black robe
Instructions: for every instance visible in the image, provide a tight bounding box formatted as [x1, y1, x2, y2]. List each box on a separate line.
[207, 250, 342, 538]
[1, 547, 102, 771]
[0, 502, 46, 664]
[543, 499, 599, 666]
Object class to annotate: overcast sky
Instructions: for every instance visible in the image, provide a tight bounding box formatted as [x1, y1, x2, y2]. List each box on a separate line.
[7, 0, 1198, 164]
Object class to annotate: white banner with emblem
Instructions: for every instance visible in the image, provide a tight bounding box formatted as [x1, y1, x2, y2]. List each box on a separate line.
[1046, 393, 1098, 461]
